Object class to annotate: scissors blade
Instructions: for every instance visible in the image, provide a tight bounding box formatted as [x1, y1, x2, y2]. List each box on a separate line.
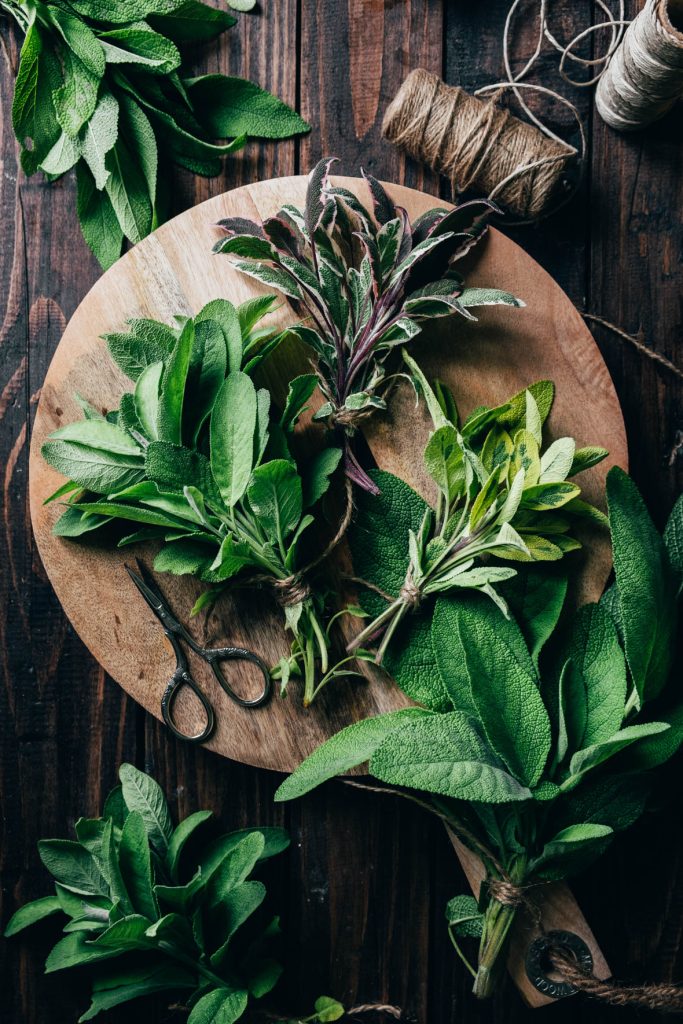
[124, 560, 180, 629]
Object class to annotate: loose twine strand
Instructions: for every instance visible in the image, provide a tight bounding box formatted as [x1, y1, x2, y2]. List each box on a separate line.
[383, 0, 683, 221]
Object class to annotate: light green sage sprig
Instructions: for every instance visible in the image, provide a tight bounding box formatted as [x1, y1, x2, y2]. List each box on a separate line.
[4, 763, 345, 1024]
[2, 0, 309, 268]
[41, 298, 344, 706]
[276, 471, 683, 999]
[347, 351, 608, 665]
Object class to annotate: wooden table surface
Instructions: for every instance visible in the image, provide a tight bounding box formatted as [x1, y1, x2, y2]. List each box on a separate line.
[1, 2, 681, 1022]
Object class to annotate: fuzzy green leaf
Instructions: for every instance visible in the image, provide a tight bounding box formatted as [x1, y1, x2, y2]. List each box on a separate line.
[370, 712, 532, 803]
[275, 708, 433, 801]
[607, 467, 677, 702]
[210, 372, 257, 507]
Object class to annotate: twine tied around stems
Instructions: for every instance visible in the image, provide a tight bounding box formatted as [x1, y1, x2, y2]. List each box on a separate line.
[398, 576, 422, 609]
[251, 478, 354, 607]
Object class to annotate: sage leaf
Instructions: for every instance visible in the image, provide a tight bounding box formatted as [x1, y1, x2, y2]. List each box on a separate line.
[187, 988, 249, 1024]
[167, 810, 213, 881]
[38, 840, 108, 897]
[188, 76, 310, 138]
[119, 764, 173, 857]
[456, 604, 551, 787]
[81, 90, 119, 189]
[246, 459, 303, 542]
[607, 467, 677, 701]
[158, 319, 194, 444]
[79, 965, 195, 1021]
[565, 603, 627, 748]
[210, 372, 257, 507]
[76, 162, 124, 270]
[370, 712, 533, 803]
[119, 811, 158, 921]
[4, 896, 62, 937]
[567, 721, 670, 781]
[275, 708, 433, 801]
[302, 447, 343, 508]
[445, 895, 484, 938]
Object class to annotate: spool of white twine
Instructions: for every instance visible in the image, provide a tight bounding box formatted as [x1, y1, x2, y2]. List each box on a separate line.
[596, 0, 683, 130]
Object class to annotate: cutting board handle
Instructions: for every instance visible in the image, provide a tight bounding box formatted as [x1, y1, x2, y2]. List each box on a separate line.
[447, 828, 611, 1007]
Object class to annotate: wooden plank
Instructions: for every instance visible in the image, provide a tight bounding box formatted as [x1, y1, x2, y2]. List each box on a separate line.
[0, 21, 140, 1024]
[587, 0, 683, 990]
[295, 4, 443, 1019]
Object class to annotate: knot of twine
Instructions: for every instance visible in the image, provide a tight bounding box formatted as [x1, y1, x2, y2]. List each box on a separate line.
[382, 69, 573, 220]
[331, 406, 378, 432]
[487, 877, 529, 908]
[399, 576, 422, 609]
[597, 0, 683, 131]
[548, 946, 683, 1012]
[268, 573, 311, 607]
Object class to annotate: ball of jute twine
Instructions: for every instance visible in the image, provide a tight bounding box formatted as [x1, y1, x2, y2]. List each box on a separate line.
[597, 0, 683, 131]
[382, 1, 683, 221]
[382, 69, 574, 220]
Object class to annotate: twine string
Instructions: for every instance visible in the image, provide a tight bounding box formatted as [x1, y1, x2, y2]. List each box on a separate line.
[549, 947, 683, 1011]
[383, 0, 683, 221]
[251, 477, 354, 607]
[346, 1005, 403, 1020]
[597, 0, 683, 131]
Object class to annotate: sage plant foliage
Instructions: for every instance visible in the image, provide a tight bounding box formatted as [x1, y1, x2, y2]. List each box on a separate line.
[4, 763, 345, 1024]
[3, 0, 309, 269]
[348, 353, 608, 668]
[277, 472, 683, 999]
[41, 298, 343, 706]
[213, 157, 523, 493]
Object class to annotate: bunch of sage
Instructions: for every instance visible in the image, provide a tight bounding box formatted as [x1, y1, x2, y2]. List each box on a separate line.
[4, 763, 346, 1024]
[214, 157, 523, 493]
[3, 0, 309, 268]
[276, 470, 683, 1000]
[41, 298, 343, 705]
[347, 353, 607, 668]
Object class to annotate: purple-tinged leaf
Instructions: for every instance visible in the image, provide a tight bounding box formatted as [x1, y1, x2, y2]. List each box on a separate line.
[231, 260, 302, 300]
[354, 233, 381, 298]
[390, 232, 455, 283]
[305, 156, 338, 237]
[215, 216, 267, 239]
[263, 215, 303, 258]
[213, 234, 277, 260]
[411, 207, 451, 244]
[345, 444, 381, 494]
[361, 170, 396, 226]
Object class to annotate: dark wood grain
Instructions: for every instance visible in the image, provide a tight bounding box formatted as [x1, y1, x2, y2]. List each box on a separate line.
[1, 0, 682, 1022]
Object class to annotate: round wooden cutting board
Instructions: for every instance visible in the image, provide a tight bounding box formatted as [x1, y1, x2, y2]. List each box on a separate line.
[29, 175, 627, 773]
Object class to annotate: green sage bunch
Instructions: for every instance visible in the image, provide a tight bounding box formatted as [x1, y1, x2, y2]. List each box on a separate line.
[276, 471, 683, 999]
[3, 0, 309, 268]
[348, 352, 607, 667]
[214, 157, 523, 493]
[4, 763, 345, 1023]
[41, 299, 343, 705]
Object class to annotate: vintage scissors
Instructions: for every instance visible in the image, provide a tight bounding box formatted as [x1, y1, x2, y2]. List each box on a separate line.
[125, 560, 272, 743]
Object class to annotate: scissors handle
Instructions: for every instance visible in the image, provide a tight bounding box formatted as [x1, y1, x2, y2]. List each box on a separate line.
[161, 667, 216, 744]
[203, 646, 272, 708]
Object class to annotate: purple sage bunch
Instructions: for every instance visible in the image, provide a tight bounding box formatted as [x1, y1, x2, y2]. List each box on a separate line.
[214, 157, 523, 493]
